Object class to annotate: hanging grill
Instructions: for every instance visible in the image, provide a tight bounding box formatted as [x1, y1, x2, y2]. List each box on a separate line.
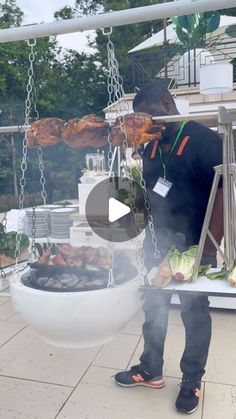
[10, 34, 143, 348]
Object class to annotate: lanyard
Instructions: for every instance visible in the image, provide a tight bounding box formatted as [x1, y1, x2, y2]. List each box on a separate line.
[158, 121, 186, 179]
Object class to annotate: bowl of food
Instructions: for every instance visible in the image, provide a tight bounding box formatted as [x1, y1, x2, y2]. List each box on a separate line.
[10, 244, 142, 348]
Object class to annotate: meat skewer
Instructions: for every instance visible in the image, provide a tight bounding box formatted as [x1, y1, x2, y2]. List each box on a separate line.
[26, 112, 163, 149]
[111, 112, 163, 146]
[27, 117, 65, 148]
[62, 115, 109, 148]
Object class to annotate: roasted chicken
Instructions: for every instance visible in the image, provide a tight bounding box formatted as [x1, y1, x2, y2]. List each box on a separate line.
[27, 112, 163, 149]
[61, 115, 109, 148]
[50, 244, 111, 269]
[27, 117, 65, 148]
[111, 112, 163, 146]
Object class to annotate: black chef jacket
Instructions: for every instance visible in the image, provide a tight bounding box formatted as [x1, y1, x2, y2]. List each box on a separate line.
[142, 120, 222, 251]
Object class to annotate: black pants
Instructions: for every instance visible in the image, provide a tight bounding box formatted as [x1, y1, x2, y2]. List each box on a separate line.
[140, 239, 216, 382]
[139, 292, 212, 382]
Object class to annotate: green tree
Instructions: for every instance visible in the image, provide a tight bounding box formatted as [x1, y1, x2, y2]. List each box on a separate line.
[0, 0, 65, 197]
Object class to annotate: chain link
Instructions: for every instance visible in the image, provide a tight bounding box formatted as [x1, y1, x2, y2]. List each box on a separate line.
[103, 32, 160, 285]
[0, 257, 6, 281]
[15, 40, 37, 271]
[107, 241, 114, 288]
[0, 213, 7, 279]
[105, 30, 116, 173]
[2, 212, 7, 232]
[37, 147, 50, 245]
[15, 39, 50, 273]
[30, 206, 37, 261]
[105, 32, 143, 285]
[30, 46, 50, 247]
[105, 32, 145, 281]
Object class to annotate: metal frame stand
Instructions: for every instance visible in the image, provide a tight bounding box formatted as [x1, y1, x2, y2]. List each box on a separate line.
[192, 106, 236, 280]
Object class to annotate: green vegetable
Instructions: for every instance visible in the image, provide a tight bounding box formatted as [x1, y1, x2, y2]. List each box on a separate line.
[198, 264, 212, 277]
[169, 245, 212, 282]
[206, 267, 228, 280]
[169, 246, 181, 275]
[169, 246, 198, 281]
[228, 264, 236, 287]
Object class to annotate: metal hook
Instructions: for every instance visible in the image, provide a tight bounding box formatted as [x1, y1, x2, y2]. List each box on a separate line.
[26, 38, 37, 47]
[0, 257, 6, 281]
[102, 27, 113, 36]
[0, 267, 6, 281]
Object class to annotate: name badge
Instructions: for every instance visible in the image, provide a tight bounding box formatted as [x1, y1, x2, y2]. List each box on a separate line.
[153, 177, 173, 197]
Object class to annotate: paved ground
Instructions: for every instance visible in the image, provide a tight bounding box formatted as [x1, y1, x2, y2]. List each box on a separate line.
[0, 297, 235, 418]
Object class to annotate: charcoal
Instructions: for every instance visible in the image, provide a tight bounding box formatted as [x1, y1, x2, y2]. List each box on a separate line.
[91, 279, 106, 287]
[53, 281, 64, 289]
[21, 260, 137, 292]
[46, 277, 55, 287]
[77, 279, 89, 288]
[68, 277, 80, 287]
[37, 277, 50, 286]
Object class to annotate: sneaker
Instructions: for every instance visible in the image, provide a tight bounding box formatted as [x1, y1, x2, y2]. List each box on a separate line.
[175, 378, 201, 414]
[114, 364, 165, 389]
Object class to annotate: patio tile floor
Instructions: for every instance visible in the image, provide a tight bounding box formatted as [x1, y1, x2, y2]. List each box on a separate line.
[0, 297, 235, 419]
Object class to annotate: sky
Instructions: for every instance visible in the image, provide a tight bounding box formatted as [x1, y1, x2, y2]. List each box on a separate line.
[16, 0, 96, 53]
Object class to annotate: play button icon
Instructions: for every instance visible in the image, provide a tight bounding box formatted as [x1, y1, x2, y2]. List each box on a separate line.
[108, 198, 131, 223]
[85, 176, 147, 242]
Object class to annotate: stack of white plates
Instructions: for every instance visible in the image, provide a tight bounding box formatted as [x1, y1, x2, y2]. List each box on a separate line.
[65, 204, 79, 210]
[41, 204, 61, 211]
[50, 208, 77, 239]
[24, 208, 50, 238]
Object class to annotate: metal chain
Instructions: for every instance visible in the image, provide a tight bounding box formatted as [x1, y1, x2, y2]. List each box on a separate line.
[37, 147, 50, 244]
[105, 28, 116, 173]
[107, 241, 114, 288]
[29, 47, 50, 246]
[31, 73, 48, 210]
[105, 31, 144, 283]
[0, 257, 6, 281]
[2, 212, 7, 232]
[15, 39, 37, 271]
[30, 206, 37, 261]
[103, 31, 160, 285]
[0, 212, 7, 278]
[104, 30, 148, 281]
[37, 148, 47, 205]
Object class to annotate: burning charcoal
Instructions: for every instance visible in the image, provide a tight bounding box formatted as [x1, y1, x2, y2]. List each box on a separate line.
[53, 281, 64, 289]
[22, 258, 135, 292]
[77, 279, 89, 288]
[59, 274, 72, 285]
[68, 277, 80, 287]
[91, 279, 106, 287]
[46, 277, 55, 287]
[89, 278, 105, 287]
[37, 277, 50, 286]
[79, 274, 88, 281]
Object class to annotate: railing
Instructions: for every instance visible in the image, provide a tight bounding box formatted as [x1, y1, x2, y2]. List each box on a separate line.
[130, 37, 236, 90]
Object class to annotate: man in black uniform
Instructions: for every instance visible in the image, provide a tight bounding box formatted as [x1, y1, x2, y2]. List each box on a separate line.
[114, 81, 223, 414]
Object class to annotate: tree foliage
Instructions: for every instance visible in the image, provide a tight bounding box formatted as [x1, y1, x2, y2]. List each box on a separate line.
[171, 11, 221, 48]
[55, 0, 163, 91]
